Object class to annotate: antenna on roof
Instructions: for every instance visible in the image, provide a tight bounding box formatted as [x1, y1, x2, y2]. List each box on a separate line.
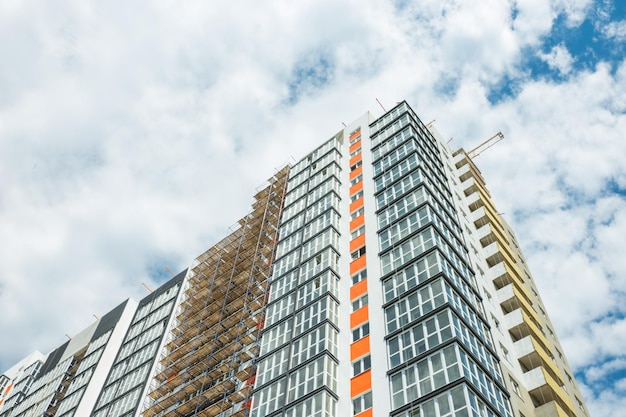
[467, 131, 505, 159]
[141, 282, 153, 293]
[376, 98, 387, 112]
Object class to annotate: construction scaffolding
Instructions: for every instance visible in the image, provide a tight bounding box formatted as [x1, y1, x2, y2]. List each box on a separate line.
[143, 166, 289, 417]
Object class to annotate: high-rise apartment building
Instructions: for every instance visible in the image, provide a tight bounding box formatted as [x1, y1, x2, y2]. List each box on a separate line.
[250, 101, 588, 417]
[0, 352, 46, 414]
[1, 101, 588, 417]
[0, 300, 137, 417]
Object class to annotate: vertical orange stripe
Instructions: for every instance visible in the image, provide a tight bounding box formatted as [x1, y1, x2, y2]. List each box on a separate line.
[350, 214, 365, 231]
[350, 234, 366, 252]
[349, 153, 362, 167]
[349, 129, 362, 141]
[349, 197, 364, 213]
[350, 278, 368, 300]
[350, 255, 367, 274]
[350, 181, 363, 197]
[350, 305, 369, 328]
[351, 370, 372, 396]
[349, 140, 362, 154]
[350, 335, 371, 360]
[349, 165, 363, 180]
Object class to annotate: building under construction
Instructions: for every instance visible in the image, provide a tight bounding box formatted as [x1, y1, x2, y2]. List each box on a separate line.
[1, 102, 589, 417]
[143, 166, 288, 417]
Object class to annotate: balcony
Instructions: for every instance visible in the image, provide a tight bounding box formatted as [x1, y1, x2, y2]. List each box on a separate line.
[482, 240, 519, 275]
[465, 191, 483, 212]
[483, 241, 510, 268]
[504, 309, 550, 351]
[472, 206, 490, 228]
[513, 335, 561, 385]
[456, 162, 472, 181]
[535, 400, 571, 417]
[461, 176, 479, 197]
[524, 367, 575, 416]
[497, 283, 538, 323]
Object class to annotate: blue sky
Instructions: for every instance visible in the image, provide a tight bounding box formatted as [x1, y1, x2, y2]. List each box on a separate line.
[0, 1, 625, 416]
[488, 0, 626, 103]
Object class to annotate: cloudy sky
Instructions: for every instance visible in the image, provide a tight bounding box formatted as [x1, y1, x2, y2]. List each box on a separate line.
[1, 0, 625, 415]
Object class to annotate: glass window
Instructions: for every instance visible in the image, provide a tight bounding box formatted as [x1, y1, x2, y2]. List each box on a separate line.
[285, 391, 337, 417]
[350, 175, 363, 186]
[291, 324, 338, 367]
[350, 160, 362, 171]
[294, 296, 339, 336]
[351, 246, 366, 260]
[288, 355, 337, 402]
[351, 207, 365, 220]
[256, 347, 290, 386]
[253, 377, 287, 417]
[387, 310, 453, 368]
[301, 228, 340, 263]
[351, 269, 367, 285]
[351, 295, 368, 311]
[352, 391, 372, 415]
[351, 225, 365, 240]
[350, 190, 364, 202]
[297, 270, 339, 308]
[352, 323, 370, 342]
[352, 355, 371, 376]
[380, 227, 435, 275]
[265, 293, 296, 326]
[261, 319, 293, 355]
[389, 345, 460, 410]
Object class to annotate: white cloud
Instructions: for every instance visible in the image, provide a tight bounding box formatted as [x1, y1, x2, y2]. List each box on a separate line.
[584, 358, 626, 383]
[554, 0, 594, 27]
[0, 2, 624, 416]
[603, 20, 626, 41]
[538, 43, 575, 75]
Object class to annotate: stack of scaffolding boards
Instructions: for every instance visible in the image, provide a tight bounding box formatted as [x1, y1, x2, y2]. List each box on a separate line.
[144, 167, 289, 417]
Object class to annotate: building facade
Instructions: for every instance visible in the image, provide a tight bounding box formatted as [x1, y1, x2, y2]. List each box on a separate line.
[0, 352, 46, 414]
[249, 101, 588, 417]
[0, 300, 137, 417]
[1, 102, 588, 417]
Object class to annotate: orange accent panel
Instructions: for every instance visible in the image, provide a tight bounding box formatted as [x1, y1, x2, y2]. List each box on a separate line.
[349, 140, 362, 154]
[350, 278, 368, 300]
[349, 129, 361, 141]
[350, 335, 370, 360]
[350, 181, 363, 197]
[350, 214, 365, 231]
[350, 306, 369, 328]
[355, 410, 373, 417]
[350, 255, 367, 274]
[3, 383, 12, 395]
[349, 153, 362, 167]
[349, 197, 364, 213]
[350, 234, 366, 252]
[349, 165, 363, 180]
[351, 370, 372, 397]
